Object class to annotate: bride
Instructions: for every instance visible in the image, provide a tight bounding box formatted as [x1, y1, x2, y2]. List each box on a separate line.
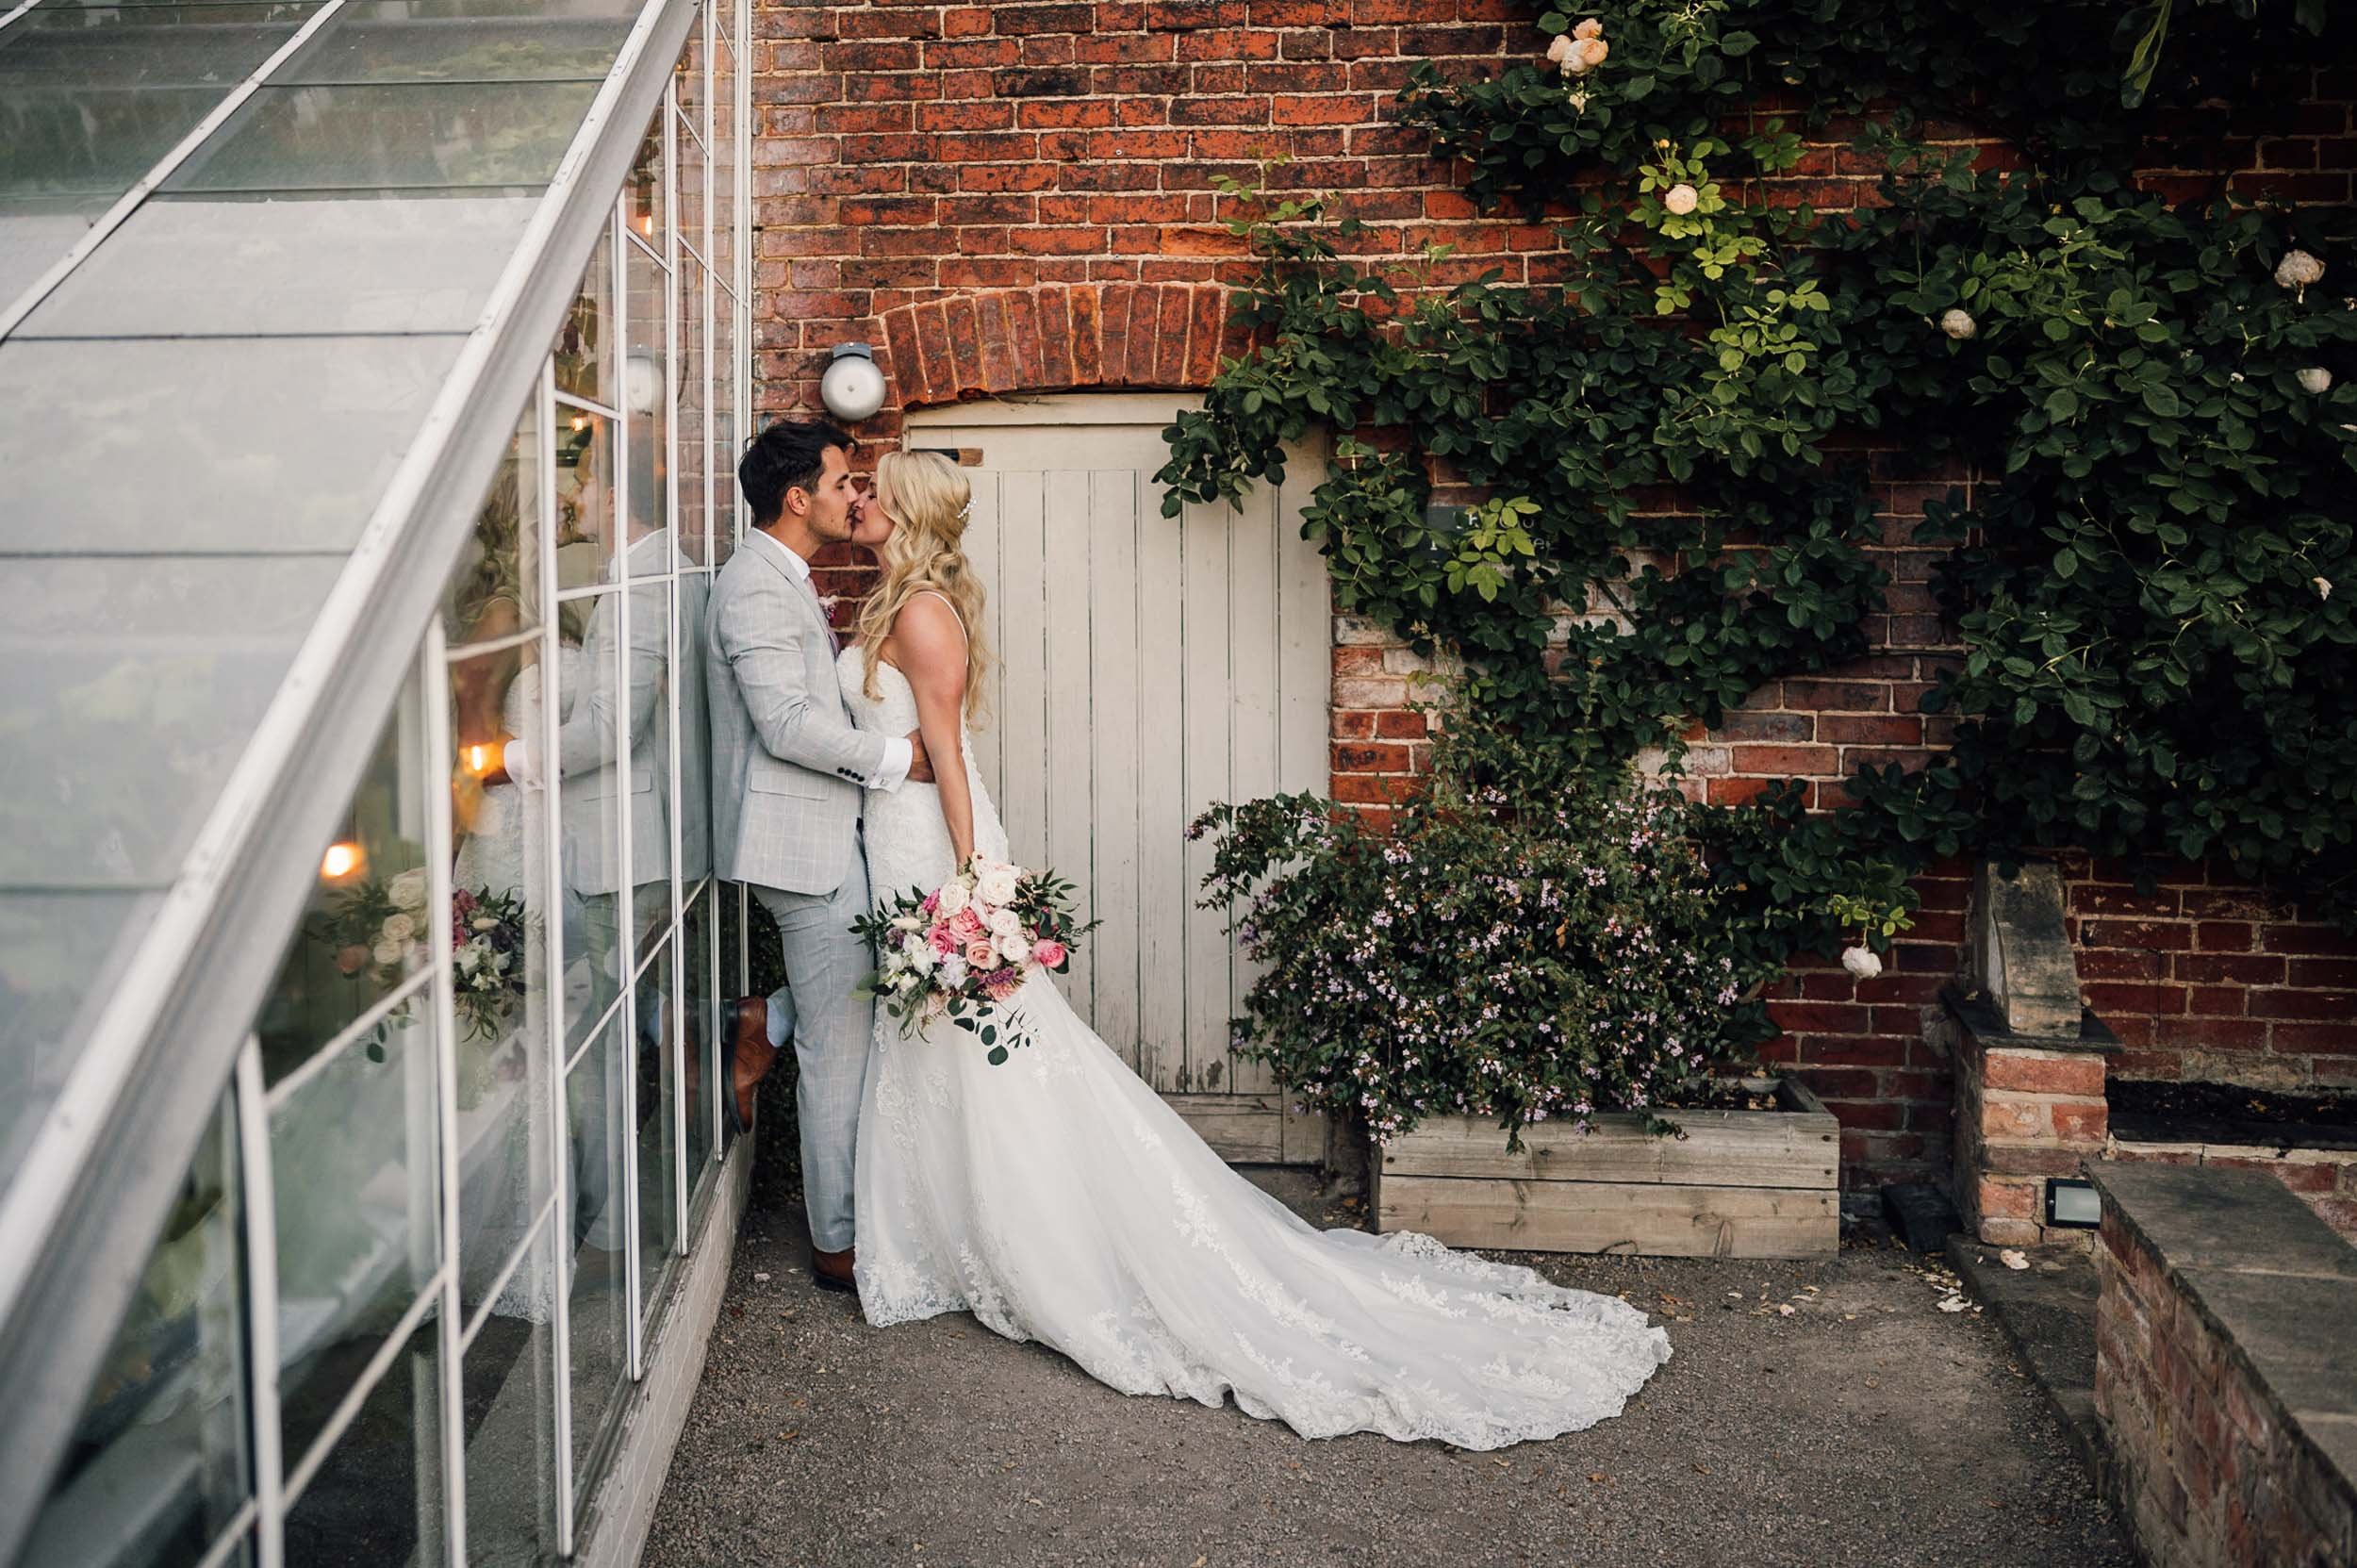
[839, 450, 1672, 1449]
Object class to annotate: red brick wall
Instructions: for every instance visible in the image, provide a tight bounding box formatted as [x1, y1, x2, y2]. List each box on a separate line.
[750, 0, 2357, 1188]
[2094, 1190, 2357, 1564]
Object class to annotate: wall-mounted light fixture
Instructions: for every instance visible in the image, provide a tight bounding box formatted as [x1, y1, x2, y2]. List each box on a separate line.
[819, 341, 886, 423]
[624, 349, 659, 416]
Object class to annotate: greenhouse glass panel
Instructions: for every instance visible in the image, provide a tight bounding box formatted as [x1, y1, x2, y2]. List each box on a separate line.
[670, 28, 704, 155]
[277, 1309, 445, 1564]
[672, 107, 703, 262]
[0, 555, 345, 888]
[563, 1006, 629, 1480]
[0, 334, 468, 554]
[19, 193, 541, 339]
[252, 685, 433, 1089]
[710, 285, 737, 562]
[623, 582, 673, 943]
[621, 233, 670, 583]
[677, 574, 712, 885]
[552, 228, 615, 408]
[674, 252, 709, 569]
[444, 394, 545, 649]
[552, 586, 626, 1052]
[276, 0, 635, 86]
[0, 8, 320, 91]
[621, 110, 664, 252]
[16, 1091, 248, 1568]
[632, 929, 678, 1321]
[446, 641, 555, 1331]
[460, 1218, 559, 1566]
[0, 891, 164, 1200]
[708, 41, 733, 289]
[0, 195, 107, 309]
[714, 886, 745, 1153]
[163, 80, 600, 193]
[681, 883, 717, 1195]
[265, 1002, 443, 1471]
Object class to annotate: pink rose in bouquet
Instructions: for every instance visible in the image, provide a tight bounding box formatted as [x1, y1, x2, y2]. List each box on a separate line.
[1032, 939, 1068, 969]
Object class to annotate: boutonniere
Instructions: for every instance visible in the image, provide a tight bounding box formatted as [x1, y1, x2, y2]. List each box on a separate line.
[816, 593, 840, 614]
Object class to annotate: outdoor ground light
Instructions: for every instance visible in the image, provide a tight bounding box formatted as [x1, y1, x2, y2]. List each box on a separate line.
[820, 340, 887, 422]
[2047, 1177, 2102, 1229]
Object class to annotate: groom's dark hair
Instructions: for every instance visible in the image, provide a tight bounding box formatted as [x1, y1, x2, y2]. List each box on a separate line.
[740, 419, 854, 527]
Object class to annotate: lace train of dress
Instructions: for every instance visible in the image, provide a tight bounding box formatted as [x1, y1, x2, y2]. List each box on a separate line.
[841, 647, 1672, 1447]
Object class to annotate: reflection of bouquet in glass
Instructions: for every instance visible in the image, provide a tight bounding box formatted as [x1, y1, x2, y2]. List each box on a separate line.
[312, 868, 528, 1062]
[449, 883, 527, 1042]
[852, 856, 1095, 1065]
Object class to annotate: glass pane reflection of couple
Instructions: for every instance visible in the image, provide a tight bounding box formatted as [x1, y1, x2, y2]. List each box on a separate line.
[447, 421, 701, 1317]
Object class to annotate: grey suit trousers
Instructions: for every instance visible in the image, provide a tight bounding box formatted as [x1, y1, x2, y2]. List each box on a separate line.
[754, 863, 877, 1254]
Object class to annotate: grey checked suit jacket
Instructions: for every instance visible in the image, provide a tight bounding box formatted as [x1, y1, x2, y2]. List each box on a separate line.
[704, 536, 888, 896]
[555, 528, 700, 898]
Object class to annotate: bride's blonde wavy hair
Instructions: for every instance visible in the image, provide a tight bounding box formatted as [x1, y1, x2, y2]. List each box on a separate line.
[857, 449, 993, 726]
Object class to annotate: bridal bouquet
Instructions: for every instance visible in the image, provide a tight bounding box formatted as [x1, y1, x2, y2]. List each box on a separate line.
[853, 856, 1094, 1065]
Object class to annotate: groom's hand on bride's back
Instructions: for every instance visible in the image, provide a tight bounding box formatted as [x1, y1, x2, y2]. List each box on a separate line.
[905, 729, 935, 784]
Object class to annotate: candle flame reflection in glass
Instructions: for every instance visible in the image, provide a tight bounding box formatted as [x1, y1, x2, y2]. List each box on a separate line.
[320, 841, 364, 882]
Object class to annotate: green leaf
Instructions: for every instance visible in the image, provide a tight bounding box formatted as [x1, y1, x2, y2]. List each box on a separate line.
[987, 1045, 1010, 1066]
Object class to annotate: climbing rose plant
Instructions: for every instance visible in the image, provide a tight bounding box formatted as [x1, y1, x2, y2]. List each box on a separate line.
[1162, 0, 2357, 943]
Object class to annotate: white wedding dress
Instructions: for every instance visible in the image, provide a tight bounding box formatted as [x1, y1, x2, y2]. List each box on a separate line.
[840, 634, 1672, 1449]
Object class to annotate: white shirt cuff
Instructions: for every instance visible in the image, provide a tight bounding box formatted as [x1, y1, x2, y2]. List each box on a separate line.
[502, 736, 540, 790]
[871, 735, 913, 794]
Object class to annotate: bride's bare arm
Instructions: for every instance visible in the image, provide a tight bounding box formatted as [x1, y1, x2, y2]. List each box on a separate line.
[888, 594, 975, 866]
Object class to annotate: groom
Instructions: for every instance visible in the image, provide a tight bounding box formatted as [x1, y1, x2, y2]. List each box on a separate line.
[705, 420, 933, 1293]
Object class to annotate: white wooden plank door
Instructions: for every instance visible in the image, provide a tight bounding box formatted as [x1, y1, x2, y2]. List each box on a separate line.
[905, 395, 1330, 1163]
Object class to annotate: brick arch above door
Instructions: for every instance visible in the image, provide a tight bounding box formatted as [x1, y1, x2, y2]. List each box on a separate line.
[877, 283, 1258, 412]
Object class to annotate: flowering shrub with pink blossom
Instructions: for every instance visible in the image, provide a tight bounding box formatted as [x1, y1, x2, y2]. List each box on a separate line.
[1190, 718, 1779, 1147]
[853, 855, 1096, 1064]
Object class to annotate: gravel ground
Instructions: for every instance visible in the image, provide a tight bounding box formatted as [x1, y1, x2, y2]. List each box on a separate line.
[640, 1172, 2134, 1568]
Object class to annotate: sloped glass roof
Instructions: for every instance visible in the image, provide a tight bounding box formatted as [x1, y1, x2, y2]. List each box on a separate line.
[0, 0, 662, 1279]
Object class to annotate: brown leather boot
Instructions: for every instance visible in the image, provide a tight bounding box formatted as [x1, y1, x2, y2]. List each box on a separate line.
[811, 1245, 857, 1295]
[725, 996, 778, 1136]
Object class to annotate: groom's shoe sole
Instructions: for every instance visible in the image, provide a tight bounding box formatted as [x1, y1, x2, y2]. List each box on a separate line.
[811, 1269, 858, 1296]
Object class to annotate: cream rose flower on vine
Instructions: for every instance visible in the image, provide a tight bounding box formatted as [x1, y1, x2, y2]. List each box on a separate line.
[1545, 17, 1607, 77]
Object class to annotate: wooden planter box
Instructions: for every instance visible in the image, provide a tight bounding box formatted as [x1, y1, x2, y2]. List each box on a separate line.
[1371, 1077, 1840, 1258]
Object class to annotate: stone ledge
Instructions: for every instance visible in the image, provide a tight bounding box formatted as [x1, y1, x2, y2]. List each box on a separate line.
[2090, 1163, 2357, 1506]
[1945, 984, 2123, 1056]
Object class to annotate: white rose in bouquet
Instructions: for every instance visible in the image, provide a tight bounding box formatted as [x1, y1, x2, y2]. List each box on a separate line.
[995, 932, 1032, 966]
[935, 879, 971, 916]
[977, 865, 1022, 906]
[371, 937, 404, 967]
[985, 905, 1023, 939]
[381, 912, 415, 944]
[388, 867, 428, 912]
